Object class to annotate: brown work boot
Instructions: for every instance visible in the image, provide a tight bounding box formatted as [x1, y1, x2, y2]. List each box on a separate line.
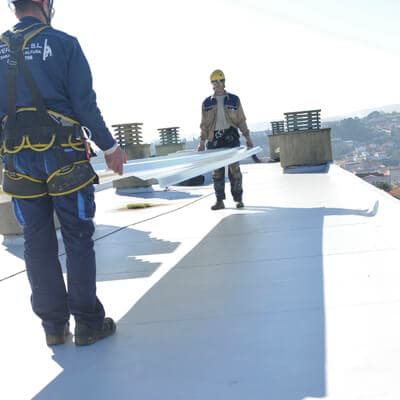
[211, 200, 225, 210]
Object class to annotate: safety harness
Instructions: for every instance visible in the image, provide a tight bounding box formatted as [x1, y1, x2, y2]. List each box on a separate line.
[0, 23, 97, 198]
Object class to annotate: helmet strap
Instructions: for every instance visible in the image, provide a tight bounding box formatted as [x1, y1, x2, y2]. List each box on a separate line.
[35, 0, 53, 25]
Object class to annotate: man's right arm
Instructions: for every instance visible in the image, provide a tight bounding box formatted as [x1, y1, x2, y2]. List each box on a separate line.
[198, 103, 207, 151]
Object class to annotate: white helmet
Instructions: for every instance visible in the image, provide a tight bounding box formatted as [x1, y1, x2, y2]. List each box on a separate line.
[8, 0, 54, 24]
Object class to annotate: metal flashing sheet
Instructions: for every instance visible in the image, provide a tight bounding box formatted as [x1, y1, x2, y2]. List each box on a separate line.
[96, 146, 262, 187]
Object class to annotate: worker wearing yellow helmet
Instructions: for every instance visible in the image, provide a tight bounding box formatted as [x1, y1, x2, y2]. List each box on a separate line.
[209, 69, 225, 82]
[198, 69, 254, 210]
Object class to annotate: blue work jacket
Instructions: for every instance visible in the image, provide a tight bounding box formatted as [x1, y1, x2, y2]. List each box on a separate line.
[0, 16, 116, 151]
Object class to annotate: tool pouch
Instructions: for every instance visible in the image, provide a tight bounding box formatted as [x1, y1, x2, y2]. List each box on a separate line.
[2, 169, 47, 198]
[47, 160, 98, 196]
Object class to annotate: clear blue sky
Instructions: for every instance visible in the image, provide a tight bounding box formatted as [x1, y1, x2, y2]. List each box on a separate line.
[1, 0, 399, 141]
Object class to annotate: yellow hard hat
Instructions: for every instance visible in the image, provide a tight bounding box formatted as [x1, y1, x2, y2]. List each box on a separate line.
[210, 69, 225, 82]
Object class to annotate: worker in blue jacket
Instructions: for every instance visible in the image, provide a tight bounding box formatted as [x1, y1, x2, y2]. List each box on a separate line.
[0, 0, 127, 346]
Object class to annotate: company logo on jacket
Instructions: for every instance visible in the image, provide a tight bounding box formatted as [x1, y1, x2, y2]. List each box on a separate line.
[0, 38, 53, 62]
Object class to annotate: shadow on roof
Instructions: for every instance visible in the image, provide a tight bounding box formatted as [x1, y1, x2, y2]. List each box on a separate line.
[33, 202, 377, 399]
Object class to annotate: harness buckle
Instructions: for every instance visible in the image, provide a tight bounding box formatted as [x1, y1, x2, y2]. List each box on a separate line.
[80, 126, 92, 141]
[79, 126, 92, 160]
[8, 59, 17, 69]
[215, 130, 224, 139]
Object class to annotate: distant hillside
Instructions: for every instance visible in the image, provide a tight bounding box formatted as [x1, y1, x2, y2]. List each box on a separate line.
[327, 110, 400, 162]
[248, 121, 270, 132]
[326, 111, 400, 143]
[246, 105, 400, 131]
[325, 104, 400, 121]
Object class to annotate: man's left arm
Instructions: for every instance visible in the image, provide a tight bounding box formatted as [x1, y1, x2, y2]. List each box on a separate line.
[66, 38, 127, 174]
[237, 101, 254, 148]
[66, 38, 116, 152]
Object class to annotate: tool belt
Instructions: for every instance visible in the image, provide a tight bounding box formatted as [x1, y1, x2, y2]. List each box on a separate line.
[2, 159, 98, 199]
[0, 108, 98, 198]
[207, 127, 240, 149]
[0, 108, 86, 154]
[0, 24, 98, 198]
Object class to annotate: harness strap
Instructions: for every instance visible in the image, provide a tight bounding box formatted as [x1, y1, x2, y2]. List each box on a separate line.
[5, 33, 19, 142]
[2, 24, 51, 141]
[18, 44, 53, 128]
[1, 24, 52, 175]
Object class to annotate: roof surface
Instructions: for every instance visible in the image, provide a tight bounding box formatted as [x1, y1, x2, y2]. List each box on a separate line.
[1, 162, 399, 400]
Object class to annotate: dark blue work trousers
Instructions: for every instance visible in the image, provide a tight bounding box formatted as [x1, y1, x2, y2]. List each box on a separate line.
[6, 148, 105, 335]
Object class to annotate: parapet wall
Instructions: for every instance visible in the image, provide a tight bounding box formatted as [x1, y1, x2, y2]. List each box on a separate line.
[268, 135, 280, 161]
[278, 128, 332, 168]
[155, 143, 184, 156]
[124, 144, 151, 160]
[0, 194, 22, 235]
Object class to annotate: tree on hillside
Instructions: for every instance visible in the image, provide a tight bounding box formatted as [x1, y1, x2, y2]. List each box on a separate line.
[374, 181, 392, 192]
[388, 148, 400, 164]
[330, 117, 374, 142]
[391, 127, 400, 144]
[332, 141, 352, 159]
[366, 111, 382, 119]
